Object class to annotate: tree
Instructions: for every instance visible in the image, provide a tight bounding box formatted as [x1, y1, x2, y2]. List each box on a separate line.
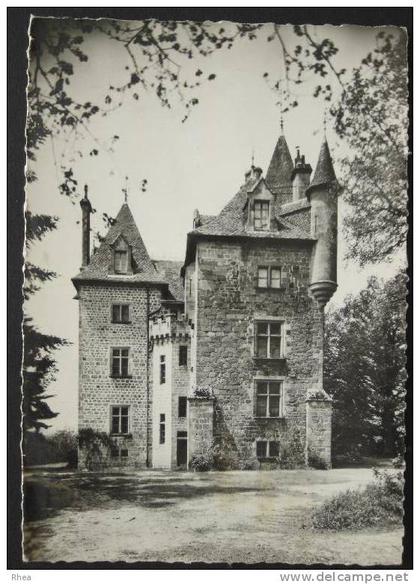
[331, 30, 408, 266]
[324, 273, 407, 459]
[26, 19, 408, 266]
[23, 212, 68, 435]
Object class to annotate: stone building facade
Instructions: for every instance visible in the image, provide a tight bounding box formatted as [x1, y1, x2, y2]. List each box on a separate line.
[73, 130, 340, 470]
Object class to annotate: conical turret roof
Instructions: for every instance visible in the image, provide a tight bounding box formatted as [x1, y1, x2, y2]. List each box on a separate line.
[73, 203, 165, 285]
[307, 138, 337, 194]
[265, 133, 294, 203]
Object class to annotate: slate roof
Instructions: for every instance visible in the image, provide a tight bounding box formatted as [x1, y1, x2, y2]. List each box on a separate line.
[153, 260, 184, 301]
[307, 138, 337, 194]
[265, 134, 294, 203]
[190, 176, 313, 242]
[73, 203, 167, 286]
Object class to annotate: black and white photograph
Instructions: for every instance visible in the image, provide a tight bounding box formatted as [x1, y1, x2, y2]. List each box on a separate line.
[7, 6, 412, 571]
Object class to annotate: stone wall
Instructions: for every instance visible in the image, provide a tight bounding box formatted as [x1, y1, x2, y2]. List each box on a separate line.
[78, 282, 161, 469]
[306, 397, 332, 468]
[191, 238, 324, 467]
[188, 397, 214, 463]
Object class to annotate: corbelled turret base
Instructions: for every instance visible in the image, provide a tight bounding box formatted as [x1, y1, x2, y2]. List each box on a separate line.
[309, 280, 338, 309]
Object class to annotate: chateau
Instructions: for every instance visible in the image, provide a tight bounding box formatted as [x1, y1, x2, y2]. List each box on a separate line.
[72, 129, 340, 470]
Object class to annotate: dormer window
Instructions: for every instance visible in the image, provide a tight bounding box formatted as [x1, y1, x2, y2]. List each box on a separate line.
[254, 200, 270, 231]
[114, 250, 128, 273]
[113, 236, 131, 274]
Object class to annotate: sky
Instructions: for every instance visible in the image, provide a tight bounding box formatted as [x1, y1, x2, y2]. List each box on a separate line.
[25, 20, 405, 432]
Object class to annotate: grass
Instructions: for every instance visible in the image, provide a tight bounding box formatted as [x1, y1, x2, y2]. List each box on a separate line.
[23, 467, 403, 565]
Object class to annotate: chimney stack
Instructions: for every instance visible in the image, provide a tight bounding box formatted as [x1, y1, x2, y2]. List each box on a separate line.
[80, 185, 93, 270]
[193, 208, 202, 229]
[291, 147, 312, 201]
[245, 165, 263, 183]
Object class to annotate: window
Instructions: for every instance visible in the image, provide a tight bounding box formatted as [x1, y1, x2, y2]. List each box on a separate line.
[179, 345, 188, 366]
[111, 405, 129, 434]
[271, 268, 281, 288]
[160, 355, 166, 384]
[256, 381, 283, 418]
[255, 322, 283, 358]
[159, 414, 166, 444]
[257, 267, 269, 288]
[256, 440, 280, 459]
[114, 250, 128, 274]
[111, 348, 129, 377]
[178, 396, 187, 418]
[257, 267, 285, 289]
[254, 200, 270, 230]
[112, 303, 130, 323]
[111, 446, 129, 459]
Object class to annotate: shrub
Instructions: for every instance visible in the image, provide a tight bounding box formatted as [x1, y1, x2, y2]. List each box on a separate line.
[242, 459, 259, 471]
[78, 428, 116, 471]
[311, 470, 403, 530]
[48, 430, 78, 467]
[193, 386, 212, 398]
[190, 453, 212, 472]
[332, 445, 363, 468]
[278, 428, 305, 469]
[307, 449, 329, 470]
[23, 431, 54, 467]
[211, 438, 240, 470]
[23, 430, 78, 467]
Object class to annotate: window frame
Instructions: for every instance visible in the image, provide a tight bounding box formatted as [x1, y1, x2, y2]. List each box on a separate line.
[257, 266, 288, 289]
[110, 347, 131, 378]
[110, 405, 130, 436]
[114, 249, 129, 274]
[178, 396, 187, 418]
[159, 413, 166, 444]
[254, 321, 285, 359]
[179, 345, 188, 367]
[112, 236, 132, 275]
[160, 354, 166, 385]
[256, 440, 280, 460]
[253, 200, 270, 231]
[111, 446, 129, 460]
[111, 303, 131, 324]
[255, 379, 285, 419]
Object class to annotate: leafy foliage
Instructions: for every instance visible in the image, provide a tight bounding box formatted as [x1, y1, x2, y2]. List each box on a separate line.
[23, 430, 78, 467]
[331, 30, 408, 265]
[325, 272, 407, 460]
[190, 452, 213, 472]
[278, 428, 306, 469]
[311, 470, 403, 530]
[23, 317, 68, 433]
[78, 428, 116, 471]
[28, 19, 408, 267]
[23, 210, 68, 436]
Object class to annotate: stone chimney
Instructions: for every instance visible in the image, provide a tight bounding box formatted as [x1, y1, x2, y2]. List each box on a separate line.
[245, 165, 263, 183]
[80, 185, 93, 269]
[291, 147, 312, 201]
[193, 209, 201, 229]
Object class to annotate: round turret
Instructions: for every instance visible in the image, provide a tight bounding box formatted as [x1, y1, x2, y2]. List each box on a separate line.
[306, 139, 340, 308]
